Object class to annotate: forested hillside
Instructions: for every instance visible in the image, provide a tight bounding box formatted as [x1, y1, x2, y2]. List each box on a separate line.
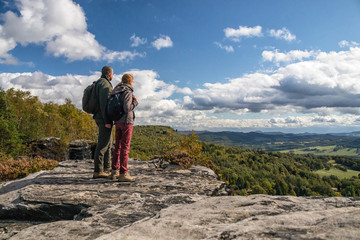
[130, 126, 360, 197]
[0, 88, 97, 158]
[1, 88, 359, 197]
[0, 88, 96, 180]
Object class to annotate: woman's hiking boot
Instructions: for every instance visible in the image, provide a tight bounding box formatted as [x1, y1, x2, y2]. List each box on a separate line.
[118, 172, 134, 182]
[110, 170, 120, 180]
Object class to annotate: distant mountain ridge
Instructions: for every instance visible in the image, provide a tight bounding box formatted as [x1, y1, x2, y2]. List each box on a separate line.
[330, 131, 360, 137]
[184, 130, 360, 153]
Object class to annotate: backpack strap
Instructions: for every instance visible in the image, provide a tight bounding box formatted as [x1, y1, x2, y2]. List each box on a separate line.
[95, 78, 107, 97]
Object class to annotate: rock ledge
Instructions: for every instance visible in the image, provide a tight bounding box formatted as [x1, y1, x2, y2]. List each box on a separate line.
[1, 159, 360, 240]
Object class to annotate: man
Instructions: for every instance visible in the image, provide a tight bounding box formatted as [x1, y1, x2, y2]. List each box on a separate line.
[93, 66, 113, 179]
[110, 73, 138, 182]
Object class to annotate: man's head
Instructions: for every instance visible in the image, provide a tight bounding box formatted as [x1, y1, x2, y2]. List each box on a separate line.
[122, 73, 134, 86]
[102, 66, 113, 80]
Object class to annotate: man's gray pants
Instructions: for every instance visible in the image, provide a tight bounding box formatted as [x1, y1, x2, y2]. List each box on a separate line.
[94, 119, 112, 173]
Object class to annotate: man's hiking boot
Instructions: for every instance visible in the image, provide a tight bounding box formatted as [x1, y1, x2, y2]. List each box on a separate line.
[93, 172, 111, 179]
[104, 167, 112, 172]
[110, 170, 120, 180]
[118, 172, 134, 182]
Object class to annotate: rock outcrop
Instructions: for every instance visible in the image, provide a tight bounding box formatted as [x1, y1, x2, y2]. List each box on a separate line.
[68, 140, 92, 160]
[1, 158, 360, 240]
[28, 137, 68, 161]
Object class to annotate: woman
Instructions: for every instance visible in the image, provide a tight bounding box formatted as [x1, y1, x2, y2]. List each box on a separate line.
[110, 73, 138, 182]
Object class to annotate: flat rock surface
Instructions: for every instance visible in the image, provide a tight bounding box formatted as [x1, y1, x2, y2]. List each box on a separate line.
[0, 159, 225, 240]
[1, 159, 360, 240]
[99, 195, 360, 240]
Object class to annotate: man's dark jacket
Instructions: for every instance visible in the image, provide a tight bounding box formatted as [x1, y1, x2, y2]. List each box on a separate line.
[93, 75, 113, 124]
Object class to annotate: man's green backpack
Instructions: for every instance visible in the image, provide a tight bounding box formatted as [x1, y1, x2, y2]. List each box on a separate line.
[82, 80, 100, 114]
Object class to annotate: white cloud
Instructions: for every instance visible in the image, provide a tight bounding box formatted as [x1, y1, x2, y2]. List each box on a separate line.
[186, 72, 278, 112]
[2, 46, 360, 131]
[1, 0, 87, 44]
[339, 40, 359, 48]
[45, 31, 104, 61]
[0, 53, 18, 65]
[223, 26, 295, 43]
[130, 34, 147, 47]
[214, 42, 234, 52]
[0, 0, 141, 63]
[0, 70, 219, 130]
[0, 26, 18, 64]
[0, 69, 175, 108]
[262, 49, 317, 64]
[103, 51, 145, 62]
[224, 25, 262, 42]
[0, 69, 191, 126]
[128, 70, 176, 101]
[268, 27, 296, 41]
[0, 71, 99, 106]
[155, 114, 360, 131]
[185, 47, 360, 116]
[151, 35, 173, 50]
[2, 59, 360, 131]
[176, 87, 193, 95]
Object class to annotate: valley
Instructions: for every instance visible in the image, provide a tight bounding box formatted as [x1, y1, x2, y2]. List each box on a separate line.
[195, 131, 360, 158]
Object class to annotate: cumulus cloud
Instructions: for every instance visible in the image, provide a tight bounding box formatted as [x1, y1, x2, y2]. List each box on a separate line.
[0, 70, 173, 107]
[2, 45, 360, 131]
[176, 87, 193, 95]
[45, 32, 104, 61]
[151, 35, 173, 50]
[2, 63, 360, 131]
[0, 69, 198, 127]
[0, 0, 141, 63]
[262, 49, 318, 64]
[0, 53, 18, 65]
[186, 72, 278, 112]
[184, 47, 360, 116]
[224, 25, 262, 42]
[268, 27, 296, 41]
[0, 71, 99, 106]
[214, 42, 234, 52]
[130, 34, 147, 47]
[0, 26, 18, 64]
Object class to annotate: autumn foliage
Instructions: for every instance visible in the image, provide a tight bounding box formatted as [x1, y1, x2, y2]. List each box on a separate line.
[150, 130, 220, 173]
[0, 156, 58, 181]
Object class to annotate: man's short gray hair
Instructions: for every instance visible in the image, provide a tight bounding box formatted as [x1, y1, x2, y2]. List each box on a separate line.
[102, 66, 113, 77]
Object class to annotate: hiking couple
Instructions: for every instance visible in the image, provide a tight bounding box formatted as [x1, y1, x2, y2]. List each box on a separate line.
[92, 65, 138, 182]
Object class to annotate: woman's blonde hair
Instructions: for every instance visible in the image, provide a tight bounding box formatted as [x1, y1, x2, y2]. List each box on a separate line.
[122, 73, 133, 84]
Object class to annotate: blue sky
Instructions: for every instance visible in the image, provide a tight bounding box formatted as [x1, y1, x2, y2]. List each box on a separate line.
[1, 0, 360, 133]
